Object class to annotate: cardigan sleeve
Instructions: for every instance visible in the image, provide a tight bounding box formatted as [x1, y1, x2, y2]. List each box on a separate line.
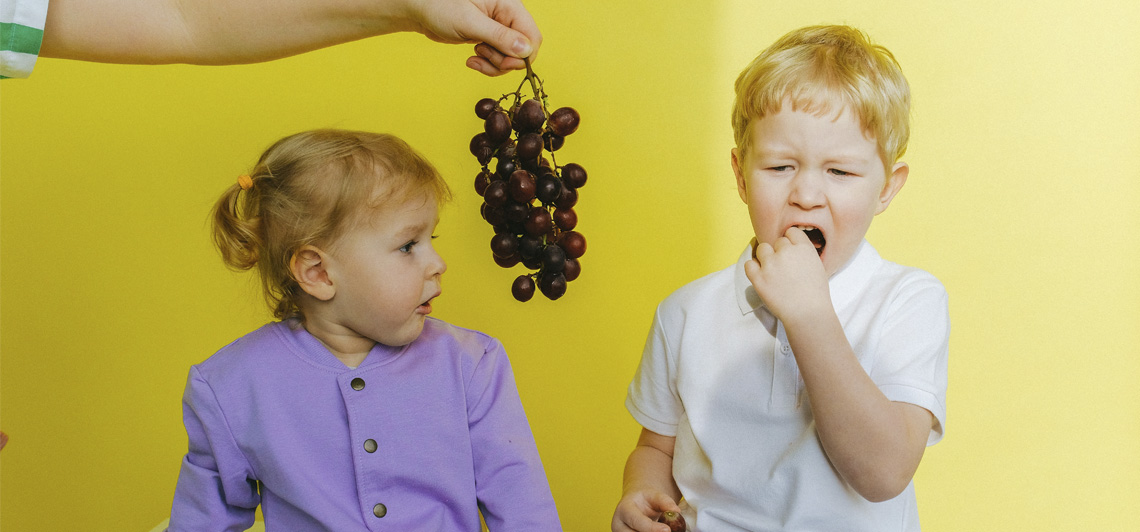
[168, 366, 260, 531]
[466, 338, 562, 532]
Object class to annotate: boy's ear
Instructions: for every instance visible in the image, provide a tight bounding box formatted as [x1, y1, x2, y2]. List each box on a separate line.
[290, 245, 336, 301]
[875, 161, 909, 215]
[731, 147, 748, 203]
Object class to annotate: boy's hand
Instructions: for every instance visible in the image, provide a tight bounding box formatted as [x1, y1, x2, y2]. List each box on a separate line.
[745, 228, 832, 325]
[611, 490, 681, 532]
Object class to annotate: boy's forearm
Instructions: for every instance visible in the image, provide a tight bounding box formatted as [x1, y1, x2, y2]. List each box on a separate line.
[623, 444, 681, 500]
[783, 312, 931, 502]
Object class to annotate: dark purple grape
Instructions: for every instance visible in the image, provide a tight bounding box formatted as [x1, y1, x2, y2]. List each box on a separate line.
[493, 253, 520, 268]
[549, 107, 580, 136]
[523, 206, 552, 236]
[497, 141, 517, 161]
[512, 275, 535, 302]
[470, 133, 494, 165]
[482, 204, 507, 226]
[541, 244, 567, 272]
[508, 169, 536, 203]
[503, 200, 529, 223]
[539, 272, 567, 300]
[553, 207, 577, 230]
[522, 255, 543, 270]
[496, 157, 517, 179]
[518, 235, 543, 259]
[558, 231, 586, 259]
[516, 132, 543, 160]
[563, 258, 581, 282]
[490, 233, 518, 258]
[514, 99, 546, 132]
[543, 131, 565, 152]
[554, 185, 578, 209]
[484, 110, 512, 144]
[475, 98, 498, 119]
[474, 170, 492, 196]
[535, 174, 563, 205]
[561, 163, 587, 189]
[483, 180, 508, 208]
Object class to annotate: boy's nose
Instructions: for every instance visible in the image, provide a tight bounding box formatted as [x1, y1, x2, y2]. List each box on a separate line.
[789, 172, 826, 209]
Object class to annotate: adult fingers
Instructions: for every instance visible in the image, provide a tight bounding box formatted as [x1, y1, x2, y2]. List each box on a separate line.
[467, 43, 514, 76]
[465, 0, 541, 60]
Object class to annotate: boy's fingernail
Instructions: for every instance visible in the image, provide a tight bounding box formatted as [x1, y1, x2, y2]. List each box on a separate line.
[512, 38, 532, 57]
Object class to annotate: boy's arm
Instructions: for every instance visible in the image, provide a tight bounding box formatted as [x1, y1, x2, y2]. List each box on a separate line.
[747, 230, 935, 502]
[612, 428, 683, 532]
[782, 310, 934, 502]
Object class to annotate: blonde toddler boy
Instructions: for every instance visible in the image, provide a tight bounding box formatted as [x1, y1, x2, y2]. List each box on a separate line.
[612, 25, 950, 532]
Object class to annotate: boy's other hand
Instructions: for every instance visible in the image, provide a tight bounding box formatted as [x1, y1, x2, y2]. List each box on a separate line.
[746, 228, 832, 325]
[612, 490, 681, 532]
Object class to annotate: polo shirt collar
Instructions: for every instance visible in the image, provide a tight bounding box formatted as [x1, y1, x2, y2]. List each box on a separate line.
[734, 239, 882, 316]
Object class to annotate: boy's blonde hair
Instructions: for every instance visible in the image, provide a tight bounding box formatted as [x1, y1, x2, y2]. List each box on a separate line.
[212, 129, 452, 319]
[731, 25, 911, 166]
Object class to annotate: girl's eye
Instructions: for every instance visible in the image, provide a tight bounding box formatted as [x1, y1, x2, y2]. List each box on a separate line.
[829, 168, 853, 176]
[399, 241, 418, 253]
[768, 165, 793, 172]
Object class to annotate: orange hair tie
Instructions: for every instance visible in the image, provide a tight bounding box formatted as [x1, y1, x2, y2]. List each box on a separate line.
[237, 174, 253, 190]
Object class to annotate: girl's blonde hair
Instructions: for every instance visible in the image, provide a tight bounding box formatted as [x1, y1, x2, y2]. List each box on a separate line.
[212, 129, 451, 319]
[731, 25, 911, 166]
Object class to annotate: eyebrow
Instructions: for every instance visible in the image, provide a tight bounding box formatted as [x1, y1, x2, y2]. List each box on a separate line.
[394, 217, 439, 239]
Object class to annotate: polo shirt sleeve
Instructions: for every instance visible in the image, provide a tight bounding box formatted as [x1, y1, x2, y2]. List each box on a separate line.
[625, 304, 683, 437]
[871, 274, 951, 445]
[1, 0, 48, 79]
[168, 366, 260, 530]
[466, 338, 562, 532]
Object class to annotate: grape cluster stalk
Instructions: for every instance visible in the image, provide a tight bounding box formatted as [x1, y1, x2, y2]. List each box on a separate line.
[468, 59, 587, 302]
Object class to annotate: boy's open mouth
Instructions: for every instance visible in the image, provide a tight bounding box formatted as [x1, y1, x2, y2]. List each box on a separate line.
[794, 225, 826, 256]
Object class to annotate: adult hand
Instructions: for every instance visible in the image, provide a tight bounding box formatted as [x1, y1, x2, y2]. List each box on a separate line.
[406, 0, 542, 76]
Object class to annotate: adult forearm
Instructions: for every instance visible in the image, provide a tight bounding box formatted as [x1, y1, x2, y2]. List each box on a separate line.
[784, 313, 929, 502]
[41, 0, 406, 65]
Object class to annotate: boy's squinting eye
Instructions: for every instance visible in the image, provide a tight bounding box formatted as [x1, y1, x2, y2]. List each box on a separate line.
[768, 165, 793, 172]
[399, 240, 418, 253]
[829, 168, 854, 176]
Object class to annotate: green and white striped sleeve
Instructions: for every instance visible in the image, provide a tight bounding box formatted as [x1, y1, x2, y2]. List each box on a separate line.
[1, 0, 49, 79]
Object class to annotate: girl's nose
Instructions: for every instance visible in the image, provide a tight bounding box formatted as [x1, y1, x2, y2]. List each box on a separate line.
[429, 247, 447, 277]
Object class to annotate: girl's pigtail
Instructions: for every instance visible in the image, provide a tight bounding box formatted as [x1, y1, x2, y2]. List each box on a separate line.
[212, 178, 262, 271]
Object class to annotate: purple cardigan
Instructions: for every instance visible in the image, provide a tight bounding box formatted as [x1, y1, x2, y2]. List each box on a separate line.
[169, 318, 561, 531]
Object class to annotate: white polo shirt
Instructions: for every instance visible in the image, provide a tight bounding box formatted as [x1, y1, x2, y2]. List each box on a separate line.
[626, 240, 949, 532]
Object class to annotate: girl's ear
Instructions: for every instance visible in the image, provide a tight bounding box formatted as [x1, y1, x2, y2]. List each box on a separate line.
[290, 245, 336, 301]
[876, 161, 909, 215]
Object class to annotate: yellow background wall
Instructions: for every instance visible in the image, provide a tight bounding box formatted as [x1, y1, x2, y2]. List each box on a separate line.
[2, 0, 1137, 530]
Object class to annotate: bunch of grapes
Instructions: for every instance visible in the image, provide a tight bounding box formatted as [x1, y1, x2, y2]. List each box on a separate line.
[468, 60, 587, 302]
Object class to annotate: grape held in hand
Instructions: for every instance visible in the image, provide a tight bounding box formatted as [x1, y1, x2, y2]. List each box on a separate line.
[657, 511, 688, 532]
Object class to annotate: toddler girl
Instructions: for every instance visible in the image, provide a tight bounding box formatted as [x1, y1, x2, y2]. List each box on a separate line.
[168, 129, 561, 531]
